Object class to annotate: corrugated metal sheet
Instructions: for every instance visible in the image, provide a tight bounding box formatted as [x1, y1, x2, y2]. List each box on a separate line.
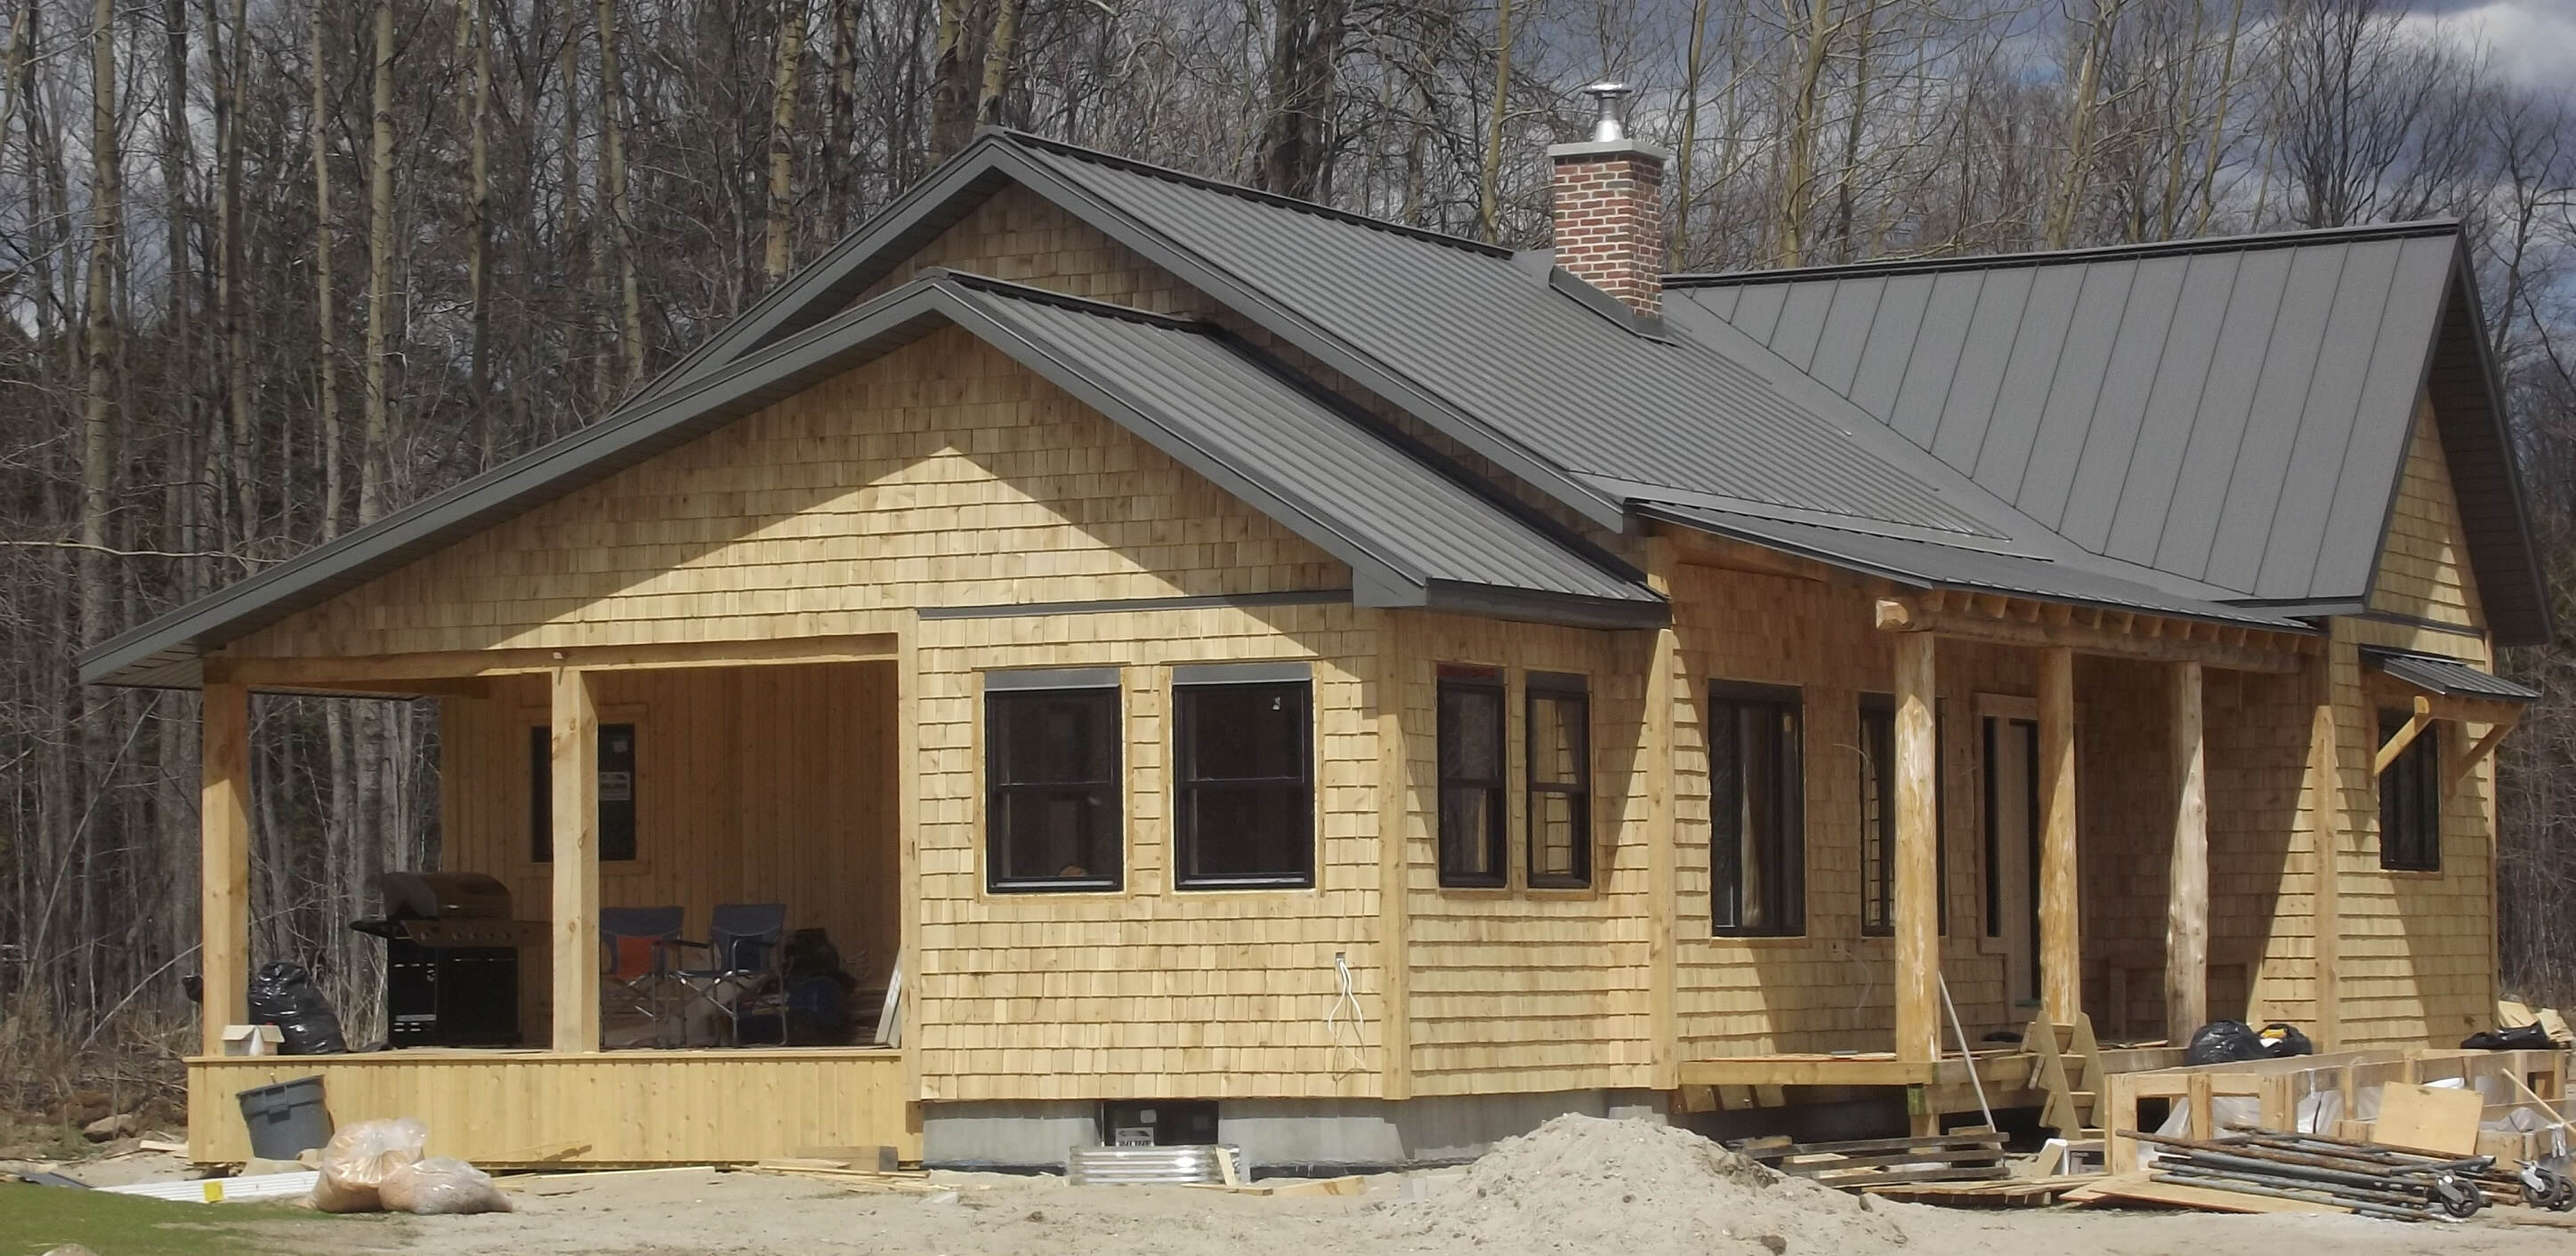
[2362, 649, 2540, 702]
[1011, 138, 2002, 541]
[81, 276, 1659, 688]
[1665, 224, 2548, 643]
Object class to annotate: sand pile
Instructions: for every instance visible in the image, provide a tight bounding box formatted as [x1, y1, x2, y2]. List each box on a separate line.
[1373, 1115, 1910, 1256]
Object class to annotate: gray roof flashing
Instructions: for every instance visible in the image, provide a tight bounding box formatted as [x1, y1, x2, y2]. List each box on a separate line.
[1665, 218, 2467, 289]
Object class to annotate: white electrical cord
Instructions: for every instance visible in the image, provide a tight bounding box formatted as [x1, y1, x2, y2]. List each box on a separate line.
[1327, 951, 1367, 1077]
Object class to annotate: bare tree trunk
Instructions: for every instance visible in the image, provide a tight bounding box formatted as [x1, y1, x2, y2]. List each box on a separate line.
[1775, 0, 1837, 267]
[77, 0, 117, 649]
[973, 0, 1015, 127]
[1671, 0, 1713, 267]
[217, 0, 253, 543]
[1478, 0, 1513, 242]
[1253, 0, 1347, 199]
[312, 0, 343, 541]
[361, 0, 395, 526]
[926, 0, 980, 161]
[765, 0, 808, 283]
[466, 0, 494, 467]
[596, 0, 643, 390]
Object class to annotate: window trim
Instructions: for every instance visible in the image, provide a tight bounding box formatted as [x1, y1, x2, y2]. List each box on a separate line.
[1710, 680, 1806, 938]
[1524, 673, 1591, 890]
[1172, 673, 1316, 890]
[1859, 693, 1949, 938]
[1436, 666, 1509, 890]
[982, 680, 1126, 894]
[2377, 711, 2442, 873]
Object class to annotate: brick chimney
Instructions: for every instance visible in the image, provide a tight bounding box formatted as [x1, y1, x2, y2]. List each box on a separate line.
[1548, 84, 1668, 317]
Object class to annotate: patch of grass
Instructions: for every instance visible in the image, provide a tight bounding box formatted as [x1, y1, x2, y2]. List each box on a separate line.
[0, 1182, 375, 1256]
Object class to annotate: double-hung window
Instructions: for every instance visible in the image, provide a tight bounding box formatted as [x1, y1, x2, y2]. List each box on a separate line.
[531, 723, 639, 863]
[1437, 666, 1508, 888]
[986, 669, 1123, 892]
[2378, 712, 2441, 872]
[1173, 664, 1314, 890]
[1711, 681, 1805, 936]
[1526, 672, 1591, 889]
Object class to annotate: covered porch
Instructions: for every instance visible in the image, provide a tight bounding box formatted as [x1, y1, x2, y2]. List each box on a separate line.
[190, 636, 917, 1165]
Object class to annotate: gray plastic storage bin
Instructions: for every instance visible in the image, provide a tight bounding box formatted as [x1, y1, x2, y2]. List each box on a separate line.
[236, 1075, 333, 1160]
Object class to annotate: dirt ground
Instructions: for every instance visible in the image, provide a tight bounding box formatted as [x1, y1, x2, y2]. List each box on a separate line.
[13, 1116, 2576, 1256]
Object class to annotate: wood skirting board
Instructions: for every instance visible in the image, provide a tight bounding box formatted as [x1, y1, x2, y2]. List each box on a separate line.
[186, 1049, 917, 1166]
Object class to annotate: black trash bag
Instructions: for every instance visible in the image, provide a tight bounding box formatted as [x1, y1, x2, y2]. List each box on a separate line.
[2257, 1022, 2314, 1059]
[2185, 1020, 2270, 1066]
[2464, 1023, 2556, 1051]
[247, 962, 349, 1055]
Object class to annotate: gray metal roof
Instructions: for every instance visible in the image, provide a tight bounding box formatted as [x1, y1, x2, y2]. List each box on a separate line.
[1666, 224, 2550, 644]
[2362, 648, 2540, 702]
[81, 274, 1661, 688]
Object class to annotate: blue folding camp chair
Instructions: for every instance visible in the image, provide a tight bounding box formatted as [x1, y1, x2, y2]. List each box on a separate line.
[669, 903, 788, 1046]
[599, 906, 686, 1047]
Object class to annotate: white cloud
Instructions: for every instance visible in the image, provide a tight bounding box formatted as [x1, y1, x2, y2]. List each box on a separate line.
[2402, 1, 2576, 94]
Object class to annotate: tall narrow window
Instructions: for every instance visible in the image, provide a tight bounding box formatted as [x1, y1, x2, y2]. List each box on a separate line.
[1860, 695, 1947, 938]
[531, 723, 639, 863]
[1860, 696, 1897, 937]
[1527, 672, 1591, 889]
[986, 669, 1123, 891]
[1175, 664, 1313, 890]
[1711, 682, 1804, 937]
[2378, 713, 2441, 872]
[1437, 666, 1507, 888]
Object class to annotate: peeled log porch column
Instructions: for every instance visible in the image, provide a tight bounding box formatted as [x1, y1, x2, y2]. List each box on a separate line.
[199, 677, 253, 1056]
[1894, 632, 1942, 1063]
[2037, 647, 2082, 1023]
[2165, 662, 2209, 1043]
[550, 667, 600, 1052]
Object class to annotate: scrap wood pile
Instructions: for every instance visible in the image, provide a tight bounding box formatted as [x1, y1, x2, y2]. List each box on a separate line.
[1734, 1129, 2009, 1189]
[2089, 1129, 2576, 1221]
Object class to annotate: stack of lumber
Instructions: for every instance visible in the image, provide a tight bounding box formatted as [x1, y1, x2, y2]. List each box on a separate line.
[1857, 1176, 2097, 1208]
[2074, 1129, 2576, 1221]
[1734, 1129, 2008, 1191]
[741, 1157, 949, 1195]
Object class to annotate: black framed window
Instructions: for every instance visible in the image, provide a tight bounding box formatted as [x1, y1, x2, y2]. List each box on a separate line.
[1527, 673, 1591, 889]
[2378, 713, 2441, 872]
[986, 673, 1123, 891]
[1437, 666, 1507, 888]
[531, 723, 638, 863]
[1712, 682, 1804, 936]
[1175, 665, 1313, 890]
[1860, 695, 1947, 938]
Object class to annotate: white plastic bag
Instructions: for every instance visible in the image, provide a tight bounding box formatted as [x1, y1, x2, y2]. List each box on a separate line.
[309, 1116, 428, 1213]
[378, 1155, 513, 1215]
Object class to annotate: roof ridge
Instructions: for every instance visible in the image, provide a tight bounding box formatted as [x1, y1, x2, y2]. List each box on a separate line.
[989, 128, 1517, 260]
[925, 268, 1213, 332]
[1665, 219, 2462, 289]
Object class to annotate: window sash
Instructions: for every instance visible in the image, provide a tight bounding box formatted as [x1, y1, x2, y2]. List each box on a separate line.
[987, 688, 1123, 891]
[1438, 678, 1507, 888]
[1175, 680, 1314, 889]
[2378, 714, 2442, 873]
[1860, 701, 1896, 937]
[1712, 692, 1805, 936]
[1527, 688, 1590, 888]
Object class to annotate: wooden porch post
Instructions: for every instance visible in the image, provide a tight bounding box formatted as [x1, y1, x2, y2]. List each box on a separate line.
[199, 677, 252, 1056]
[1894, 632, 1941, 1063]
[550, 667, 600, 1052]
[2165, 662, 2209, 1043]
[2037, 647, 2081, 1023]
[2305, 668, 2345, 1052]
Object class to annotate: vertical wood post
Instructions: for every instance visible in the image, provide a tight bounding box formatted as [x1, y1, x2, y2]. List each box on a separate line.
[2305, 681, 2344, 1052]
[1646, 624, 1682, 1091]
[2037, 647, 2081, 1023]
[199, 678, 253, 1056]
[550, 667, 600, 1053]
[1375, 611, 1415, 1100]
[1894, 632, 1941, 1063]
[2165, 661, 2209, 1043]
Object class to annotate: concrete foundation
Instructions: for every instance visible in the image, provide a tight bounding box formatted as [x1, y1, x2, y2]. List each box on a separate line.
[922, 1089, 1669, 1173]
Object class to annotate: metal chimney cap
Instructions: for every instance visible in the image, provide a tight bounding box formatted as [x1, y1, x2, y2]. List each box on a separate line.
[1584, 82, 1635, 143]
